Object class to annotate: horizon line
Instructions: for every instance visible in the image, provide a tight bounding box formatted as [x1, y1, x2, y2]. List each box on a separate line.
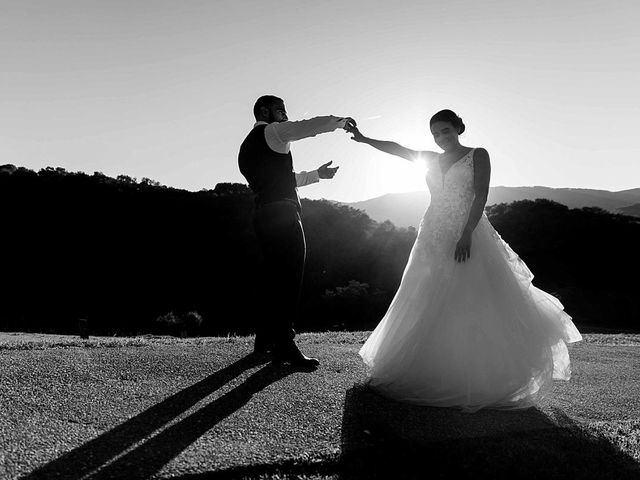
[2, 164, 638, 202]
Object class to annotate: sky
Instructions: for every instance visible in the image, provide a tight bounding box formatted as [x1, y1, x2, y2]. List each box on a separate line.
[0, 0, 638, 202]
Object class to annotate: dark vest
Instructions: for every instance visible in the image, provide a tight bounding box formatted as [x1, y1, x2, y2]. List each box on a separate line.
[238, 124, 300, 210]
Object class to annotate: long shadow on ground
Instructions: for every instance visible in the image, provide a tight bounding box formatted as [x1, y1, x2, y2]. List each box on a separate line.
[172, 384, 640, 480]
[22, 353, 293, 480]
[339, 384, 640, 480]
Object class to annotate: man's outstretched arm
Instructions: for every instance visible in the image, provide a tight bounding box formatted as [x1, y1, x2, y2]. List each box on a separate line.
[273, 116, 350, 142]
[264, 116, 353, 154]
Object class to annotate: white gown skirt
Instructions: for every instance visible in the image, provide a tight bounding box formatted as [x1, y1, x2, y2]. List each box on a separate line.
[359, 215, 582, 413]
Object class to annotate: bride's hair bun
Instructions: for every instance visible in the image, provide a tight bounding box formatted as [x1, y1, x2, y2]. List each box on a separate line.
[430, 109, 465, 135]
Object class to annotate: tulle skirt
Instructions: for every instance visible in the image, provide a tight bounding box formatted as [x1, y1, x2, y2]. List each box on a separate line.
[359, 214, 582, 413]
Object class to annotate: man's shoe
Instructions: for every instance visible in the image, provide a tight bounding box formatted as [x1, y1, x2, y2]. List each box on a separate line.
[253, 337, 273, 355]
[253, 345, 272, 355]
[272, 344, 320, 369]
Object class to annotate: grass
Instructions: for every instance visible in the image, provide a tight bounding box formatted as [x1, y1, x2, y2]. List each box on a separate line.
[0, 331, 638, 479]
[0, 331, 245, 350]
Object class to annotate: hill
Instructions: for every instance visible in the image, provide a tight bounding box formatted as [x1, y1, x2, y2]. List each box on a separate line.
[346, 186, 640, 228]
[1, 165, 638, 333]
[619, 203, 640, 217]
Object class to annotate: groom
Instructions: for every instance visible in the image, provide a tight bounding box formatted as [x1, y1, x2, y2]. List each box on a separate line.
[238, 95, 354, 369]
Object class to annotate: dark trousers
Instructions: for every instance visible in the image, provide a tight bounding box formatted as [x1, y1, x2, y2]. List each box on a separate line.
[253, 200, 306, 349]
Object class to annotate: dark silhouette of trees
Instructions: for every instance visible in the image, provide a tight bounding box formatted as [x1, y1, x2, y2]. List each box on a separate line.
[1, 166, 256, 335]
[486, 199, 639, 331]
[0, 166, 637, 335]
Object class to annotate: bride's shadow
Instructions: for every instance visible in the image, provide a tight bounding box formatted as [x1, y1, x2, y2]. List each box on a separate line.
[22, 353, 293, 480]
[339, 384, 639, 479]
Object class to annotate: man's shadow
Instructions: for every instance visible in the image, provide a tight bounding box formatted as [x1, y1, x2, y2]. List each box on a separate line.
[339, 384, 640, 479]
[22, 353, 294, 480]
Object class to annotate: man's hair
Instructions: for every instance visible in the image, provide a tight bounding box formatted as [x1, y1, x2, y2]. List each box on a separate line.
[253, 95, 283, 120]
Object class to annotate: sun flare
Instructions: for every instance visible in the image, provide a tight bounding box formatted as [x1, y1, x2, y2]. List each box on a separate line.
[379, 157, 429, 193]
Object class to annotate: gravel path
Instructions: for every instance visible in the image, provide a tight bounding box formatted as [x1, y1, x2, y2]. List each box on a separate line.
[0, 332, 638, 479]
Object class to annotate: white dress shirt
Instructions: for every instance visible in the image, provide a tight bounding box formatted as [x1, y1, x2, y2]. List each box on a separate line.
[254, 116, 347, 188]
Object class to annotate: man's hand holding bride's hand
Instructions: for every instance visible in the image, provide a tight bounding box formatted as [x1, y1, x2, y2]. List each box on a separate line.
[318, 160, 339, 179]
[344, 121, 366, 143]
[343, 117, 357, 130]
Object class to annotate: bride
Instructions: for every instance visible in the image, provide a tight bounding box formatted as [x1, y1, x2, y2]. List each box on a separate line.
[347, 110, 582, 412]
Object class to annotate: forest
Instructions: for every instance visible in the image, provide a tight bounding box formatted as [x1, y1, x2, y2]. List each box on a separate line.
[1, 164, 638, 336]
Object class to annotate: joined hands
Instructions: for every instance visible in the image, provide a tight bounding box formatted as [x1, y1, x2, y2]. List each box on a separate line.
[316, 117, 358, 180]
[343, 119, 366, 143]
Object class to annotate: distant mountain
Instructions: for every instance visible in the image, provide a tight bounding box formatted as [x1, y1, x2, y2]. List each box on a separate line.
[619, 203, 640, 217]
[346, 186, 640, 228]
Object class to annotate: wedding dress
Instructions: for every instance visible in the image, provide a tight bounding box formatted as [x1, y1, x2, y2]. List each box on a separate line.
[359, 149, 582, 412]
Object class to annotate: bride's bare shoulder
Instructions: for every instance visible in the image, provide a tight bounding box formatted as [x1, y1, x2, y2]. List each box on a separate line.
[472, 148, 491, 165]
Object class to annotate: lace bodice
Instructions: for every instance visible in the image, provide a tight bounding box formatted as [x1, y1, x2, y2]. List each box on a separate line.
[415, 149, 476, 258]
[427, 148, 475, 215]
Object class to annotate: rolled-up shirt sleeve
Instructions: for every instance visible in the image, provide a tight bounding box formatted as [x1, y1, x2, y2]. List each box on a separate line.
[295, 169, 320, 187]
[274, 116, 347, 143]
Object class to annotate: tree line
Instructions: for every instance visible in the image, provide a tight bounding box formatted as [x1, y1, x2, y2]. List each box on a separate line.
[0, 165, 637, 336]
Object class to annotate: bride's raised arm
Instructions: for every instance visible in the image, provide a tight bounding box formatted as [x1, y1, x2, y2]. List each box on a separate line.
[347, 125, 438, 166]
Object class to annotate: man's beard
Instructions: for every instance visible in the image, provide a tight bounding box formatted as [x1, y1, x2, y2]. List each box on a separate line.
[267, 110, 284, 123]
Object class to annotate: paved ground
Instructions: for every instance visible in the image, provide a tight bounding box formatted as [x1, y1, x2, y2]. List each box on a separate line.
[0, 332, 639, 479]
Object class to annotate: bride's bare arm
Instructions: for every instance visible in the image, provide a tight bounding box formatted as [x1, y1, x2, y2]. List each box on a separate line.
[455, 148, 491, 262]
[464, 148, 491, 235]
[348, 126, 437, 164]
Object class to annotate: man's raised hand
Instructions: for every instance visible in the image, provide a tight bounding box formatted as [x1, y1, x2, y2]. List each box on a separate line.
[318, 161, 339, 179]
